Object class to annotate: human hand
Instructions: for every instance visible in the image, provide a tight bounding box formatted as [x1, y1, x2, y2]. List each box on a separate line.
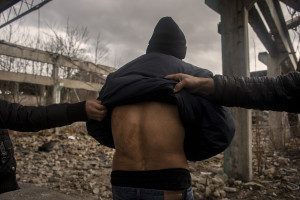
[85, 100, 107, 122]
[165, 73, 215, 94]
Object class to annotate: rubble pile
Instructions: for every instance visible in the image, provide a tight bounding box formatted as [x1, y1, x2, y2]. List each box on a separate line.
[11, 123, 300, 199]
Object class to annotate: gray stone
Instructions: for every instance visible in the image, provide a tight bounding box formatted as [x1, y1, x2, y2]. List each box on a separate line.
[205, 187, 212, 197]
[278, 157, 289, 166]
[263, 167, 276, 175]
[211, 167, 224, 175]
[92, 188, 100, 195]
[224, 187, 237, 193]
[212, 190, 221, 198]
[234, 180, 242, 186]
[244, 182, 264, 189]
[48, 177, 59, 183]
[212, 177, 225, 186]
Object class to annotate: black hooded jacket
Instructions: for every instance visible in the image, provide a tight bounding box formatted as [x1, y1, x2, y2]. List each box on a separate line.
[87, 17, 235, 161]
[87, 52, 235, 161]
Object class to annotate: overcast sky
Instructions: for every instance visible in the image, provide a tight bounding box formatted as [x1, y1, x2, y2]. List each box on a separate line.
[2, 0, 296, 74]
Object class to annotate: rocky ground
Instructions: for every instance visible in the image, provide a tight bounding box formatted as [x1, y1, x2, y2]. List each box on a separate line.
[9, 119, 300, 200]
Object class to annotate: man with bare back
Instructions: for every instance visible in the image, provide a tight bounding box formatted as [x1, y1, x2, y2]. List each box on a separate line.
[109, 17, 194, 199]
[87, 16, 234, 200]
[111, 102, 191, 199]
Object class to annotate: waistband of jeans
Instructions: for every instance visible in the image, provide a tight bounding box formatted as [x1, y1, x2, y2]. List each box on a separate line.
[111, 168, 191, 190]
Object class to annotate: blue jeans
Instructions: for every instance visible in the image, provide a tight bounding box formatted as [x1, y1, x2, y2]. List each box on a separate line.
[112, 186, 194, 200]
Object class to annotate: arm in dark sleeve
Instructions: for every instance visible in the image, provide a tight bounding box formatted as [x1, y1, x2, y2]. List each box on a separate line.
[212, 71, 300, 113]
[0, 100, 88, 132]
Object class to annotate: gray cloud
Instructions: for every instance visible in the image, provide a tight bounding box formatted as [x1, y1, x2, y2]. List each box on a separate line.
[3, 0, 297, 75]
[10, 0, 233, 73]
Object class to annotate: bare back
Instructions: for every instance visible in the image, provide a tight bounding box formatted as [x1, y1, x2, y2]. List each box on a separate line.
[111, 101, 188, 171]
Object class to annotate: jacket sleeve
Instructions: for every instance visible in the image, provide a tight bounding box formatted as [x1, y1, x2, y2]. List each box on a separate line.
[0, 100, 87, 132]
[212, 71, 300, 113]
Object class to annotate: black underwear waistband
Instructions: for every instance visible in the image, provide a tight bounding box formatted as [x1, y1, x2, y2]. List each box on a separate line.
[111, 168, 191, 191]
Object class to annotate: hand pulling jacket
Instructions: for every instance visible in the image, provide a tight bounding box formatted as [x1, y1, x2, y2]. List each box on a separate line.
[212, 71, 300, 113]
[87, 52, 235, 161]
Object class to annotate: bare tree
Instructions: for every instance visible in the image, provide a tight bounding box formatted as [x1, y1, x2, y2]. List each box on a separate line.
[43, 18, 89, 59]
[94, 33, 108, 64]
[0, 17, 109, 104]
[41, 18, 110, 103]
